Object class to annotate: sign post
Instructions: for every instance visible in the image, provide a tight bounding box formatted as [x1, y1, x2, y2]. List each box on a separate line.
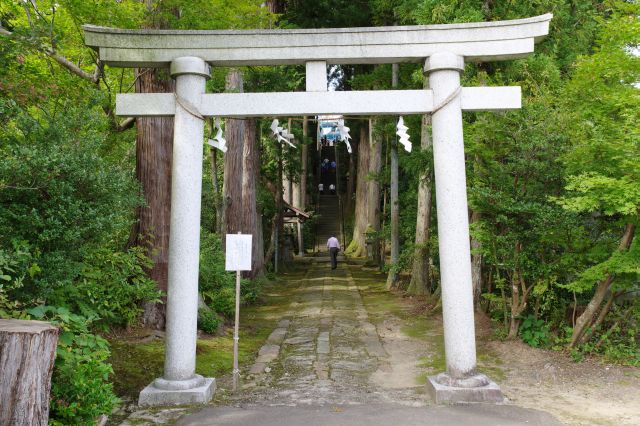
[225, 232, 252, 392]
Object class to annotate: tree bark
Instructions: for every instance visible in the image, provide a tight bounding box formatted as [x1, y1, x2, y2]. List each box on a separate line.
[209, 147, 223, 234]
[470, 209, 483, 310]
[580, 290, 621, 345]
[276, 140, 284, 267]
[300, 116, 309, 209]
[265, 0, 283, 13]
[508, 242, 532, 339]
[407, 111, 433, 295]
[0, 320, 58, 426]
[346, 123, 370, 256]
[134, 68, 175, 330]
[223, 70, 245, 247]
[264, 212, 278, 268]
[241, 118, 264, 278]
[570, 223, 636, 347]
[289, 119, 295, 207]
[345, 140, 355, 216]
[387, 63, 400, 289]
[386, 142, 399, 288]
[367, 119, 383, 265]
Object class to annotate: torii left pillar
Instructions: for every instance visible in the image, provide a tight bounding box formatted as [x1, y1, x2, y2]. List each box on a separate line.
[139, 56, 216, 406]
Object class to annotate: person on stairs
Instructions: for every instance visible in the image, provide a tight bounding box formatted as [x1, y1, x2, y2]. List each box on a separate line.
[329, 183, 336, 195]
[327, 235, 340, 270]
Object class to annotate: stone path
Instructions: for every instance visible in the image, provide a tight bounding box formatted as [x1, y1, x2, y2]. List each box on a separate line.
[115, 258, 562, 425]
[238, 260, 417, 406]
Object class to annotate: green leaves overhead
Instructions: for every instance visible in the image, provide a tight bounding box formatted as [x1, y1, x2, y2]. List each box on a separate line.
[559, 2, 640, 218]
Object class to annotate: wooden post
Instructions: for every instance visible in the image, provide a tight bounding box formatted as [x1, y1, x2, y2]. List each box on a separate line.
[232, 268, 241, 392]
[226, 231, 252, 393]
[0, 319, 59, 426]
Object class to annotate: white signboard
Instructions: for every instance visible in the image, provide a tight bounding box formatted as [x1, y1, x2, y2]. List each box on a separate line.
[225, 234, 252, 271]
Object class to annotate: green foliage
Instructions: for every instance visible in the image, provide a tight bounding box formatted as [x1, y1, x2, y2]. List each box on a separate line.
[519, 315, 551, 348]
[198, 309, 223, 334]
[555, 1, 640, 300]
[0, 241, 39, 318]
[570, 302, 640, 366]
[559, 3, 640, 219]
[281, 0, 372, 28]
[27, 306, 119, 425]
[0, 101, 142, 299]
[199, 231, 263, 319]
[599, 327, 640, 366]
[50, 247, 162, 328]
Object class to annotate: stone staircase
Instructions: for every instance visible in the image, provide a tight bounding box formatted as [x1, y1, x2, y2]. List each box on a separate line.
[315, 195, 344, 260]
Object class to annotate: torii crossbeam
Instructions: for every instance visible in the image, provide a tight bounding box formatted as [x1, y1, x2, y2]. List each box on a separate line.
[83, 13, 551, 407]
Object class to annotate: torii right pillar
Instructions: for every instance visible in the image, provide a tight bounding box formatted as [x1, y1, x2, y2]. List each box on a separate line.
[424, 51, 503, 403]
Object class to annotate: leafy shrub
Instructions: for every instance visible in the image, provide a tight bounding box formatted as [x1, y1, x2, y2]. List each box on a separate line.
[27, 305, 119, 425]
[199, 231, 235, 294]
[0, 103, 142, 300]
[240, 277, 264, 305]
[573, 303, 640, 366]
[50, 247, 162, 328]
[0, 241, 39, 318]
[519, 315, 551, 348]
[198, 309, 222, 334]
[209, 286, 236, 318]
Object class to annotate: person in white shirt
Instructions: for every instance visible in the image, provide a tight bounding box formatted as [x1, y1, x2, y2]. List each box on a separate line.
[326, 235, 340, 270]
[318, 183, 324, 194]
[329, 183, 336, 195]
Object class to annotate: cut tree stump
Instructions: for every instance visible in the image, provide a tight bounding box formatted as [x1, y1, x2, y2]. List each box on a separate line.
[0, 319, 59, 426]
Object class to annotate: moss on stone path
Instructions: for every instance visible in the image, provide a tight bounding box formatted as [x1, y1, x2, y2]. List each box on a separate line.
[109, 259, 504, 404]
[109, 265, 306, 400]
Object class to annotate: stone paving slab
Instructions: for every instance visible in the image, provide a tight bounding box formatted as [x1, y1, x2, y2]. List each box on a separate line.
[249, 362, 267, 374]
[278, 319, 291, 328]
[283, 336, 313, 345]
[267, 328, 287, 344]
[256, 344, 280, 363]
[316, 339, 330, 354]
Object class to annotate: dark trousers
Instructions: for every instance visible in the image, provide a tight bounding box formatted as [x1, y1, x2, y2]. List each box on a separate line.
[329, 247, 339, 269]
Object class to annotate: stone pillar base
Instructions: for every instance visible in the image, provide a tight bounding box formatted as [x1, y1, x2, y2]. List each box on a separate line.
[138, 377, 215, 407]
[427, 373, 503, 404]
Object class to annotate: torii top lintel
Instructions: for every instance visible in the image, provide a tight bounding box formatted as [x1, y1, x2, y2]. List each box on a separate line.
[83, 14, 551, 68]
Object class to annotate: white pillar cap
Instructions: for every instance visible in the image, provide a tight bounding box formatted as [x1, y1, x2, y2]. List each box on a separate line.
[424, 52, 465, 74]
[170, 56, 211, 79]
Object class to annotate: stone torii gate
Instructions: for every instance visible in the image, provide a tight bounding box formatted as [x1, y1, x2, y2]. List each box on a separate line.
[83, 13, 551, 406]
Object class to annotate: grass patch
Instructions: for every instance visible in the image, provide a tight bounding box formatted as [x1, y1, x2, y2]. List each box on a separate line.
[477, 347, 506, 382]
[109, 340, 164, 399]
[350, 268, 408, 324]
[108, 328, 270, 399]
[109, 262, 306, 399]
[401, 319, 429, 340]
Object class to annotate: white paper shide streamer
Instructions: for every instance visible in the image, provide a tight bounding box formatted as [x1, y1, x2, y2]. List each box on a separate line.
[270, 119, 296, 148]
[207, 117, 228, 153]
[337, 119, 352, 154]
[396, 116, 412, 153]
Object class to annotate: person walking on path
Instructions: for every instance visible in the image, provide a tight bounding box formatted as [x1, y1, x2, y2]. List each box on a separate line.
[327, 235, 340, 270]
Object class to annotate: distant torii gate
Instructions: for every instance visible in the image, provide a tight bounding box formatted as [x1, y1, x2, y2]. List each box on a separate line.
[84, 14, 551, 406]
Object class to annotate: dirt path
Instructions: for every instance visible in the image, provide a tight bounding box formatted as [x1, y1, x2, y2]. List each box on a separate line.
[489, 340, 640, 425]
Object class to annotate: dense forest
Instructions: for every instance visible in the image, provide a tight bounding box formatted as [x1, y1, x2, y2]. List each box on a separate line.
[0, 0, 638, 424]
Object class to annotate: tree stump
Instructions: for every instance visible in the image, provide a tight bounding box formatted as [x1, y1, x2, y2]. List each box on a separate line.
[0, 319, 59, 426]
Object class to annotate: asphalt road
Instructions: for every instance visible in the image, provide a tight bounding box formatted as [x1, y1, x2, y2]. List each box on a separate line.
[178, 403, 563, 426]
